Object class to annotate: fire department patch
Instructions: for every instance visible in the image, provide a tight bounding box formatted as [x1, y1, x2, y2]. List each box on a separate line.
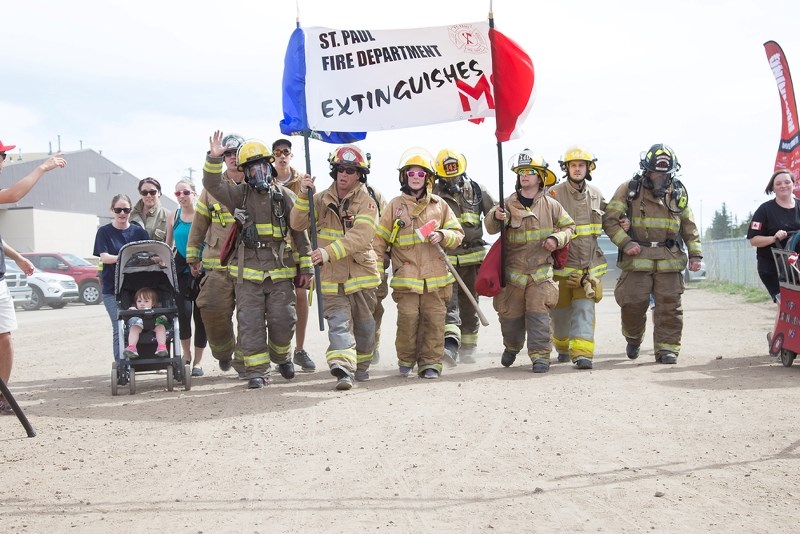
[750, 221, 762, 230]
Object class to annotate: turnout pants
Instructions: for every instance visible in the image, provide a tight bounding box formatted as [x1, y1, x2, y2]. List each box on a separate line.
[444, 263, 481, 354]
[493, 278, 558, 361]
[393, 285, 452, 376]
[614, 270, 684, 356]
[372, 272, 389, 354]
[324, 287, 377, 375]
[196, 269, 243, 372]
[550, 275, 602, 361]
[234, 277, 296, 378]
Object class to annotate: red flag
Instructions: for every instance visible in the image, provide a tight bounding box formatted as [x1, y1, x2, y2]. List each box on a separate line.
[764, 41, 800, 189]
[490, 28, 535, 143]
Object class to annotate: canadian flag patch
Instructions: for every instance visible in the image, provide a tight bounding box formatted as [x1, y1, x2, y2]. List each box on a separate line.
[750, 221, 762, 230]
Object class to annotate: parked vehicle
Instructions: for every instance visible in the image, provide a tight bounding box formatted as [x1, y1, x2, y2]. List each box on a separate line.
[3, 261, 33, 308]
[22, 252, 101, 305]
[6, 259, 80, 310]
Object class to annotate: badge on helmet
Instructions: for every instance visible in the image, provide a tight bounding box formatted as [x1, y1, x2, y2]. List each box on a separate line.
[640, 143, 680, 175]
[222, 133, 245, 153]
[434, 149, 467, 178]
[328, 144, 370, 180]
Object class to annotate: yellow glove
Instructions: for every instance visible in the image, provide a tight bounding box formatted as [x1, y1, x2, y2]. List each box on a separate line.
[567, 271, 582, 288]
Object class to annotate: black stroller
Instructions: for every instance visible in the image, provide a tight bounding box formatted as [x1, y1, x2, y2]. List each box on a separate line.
[111, 240, 191, 395]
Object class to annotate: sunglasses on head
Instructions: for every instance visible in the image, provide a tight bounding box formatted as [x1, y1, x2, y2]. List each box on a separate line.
[175, 190, 193, 197]
[140, 189, 159, 196]
[113, 207, 132, 214]
[273, 148, 291, 157]
[406, 170, 427, 178]
[338, 167, 358, 175]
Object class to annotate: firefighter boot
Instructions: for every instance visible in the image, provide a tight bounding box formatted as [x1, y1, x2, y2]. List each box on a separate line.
[656, 351, 678, 364]
[331, 364, 353, 390]
[278, 361, 296, 380]
[501, 349, 518, 367]
[626, 343, 640, 360]
[532, 358, 550, 374]
[443, 338, 459, 367]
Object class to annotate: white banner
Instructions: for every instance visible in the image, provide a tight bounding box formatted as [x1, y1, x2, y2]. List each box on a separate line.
[301, 22, 496, 132]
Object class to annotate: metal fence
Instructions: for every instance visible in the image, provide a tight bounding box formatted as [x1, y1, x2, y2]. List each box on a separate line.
[703, 237, 760, 287]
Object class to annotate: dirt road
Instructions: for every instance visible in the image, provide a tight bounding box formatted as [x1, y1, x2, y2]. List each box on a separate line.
[1, 285, 797, 533]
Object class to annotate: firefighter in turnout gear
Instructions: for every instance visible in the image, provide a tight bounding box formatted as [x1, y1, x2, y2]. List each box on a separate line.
[290, 144, 381, 390]
[203, 131, 313, 389]
[602, 143, 702, 364]
[485, 150, 575, 374]
[373, 148, 464, 379]
[432, 149, 496, 365]
[547, 147, 606, 370]
[187, 133, 246, 377]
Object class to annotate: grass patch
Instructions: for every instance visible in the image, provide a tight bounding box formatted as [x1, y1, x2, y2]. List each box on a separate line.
[695, 280, 771, 303]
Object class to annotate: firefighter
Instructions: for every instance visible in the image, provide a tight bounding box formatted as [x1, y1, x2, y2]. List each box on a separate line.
[486, 150, 574, 374]
[432, 148, 496, 365]
[547, 147, 606, 370]
[602, 143, 702, 364]
[290, 144, 381, 390]
[202, 131, 313, 389]
[373, 148, 464, 379]
[272, 138, 317, 373]
[187, 133, 247, 377]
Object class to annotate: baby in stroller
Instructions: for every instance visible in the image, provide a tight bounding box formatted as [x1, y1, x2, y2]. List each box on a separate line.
[124, 287, 169, 359]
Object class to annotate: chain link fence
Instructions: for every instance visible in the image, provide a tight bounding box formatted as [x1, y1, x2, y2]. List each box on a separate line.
[703, 237, 760, 287]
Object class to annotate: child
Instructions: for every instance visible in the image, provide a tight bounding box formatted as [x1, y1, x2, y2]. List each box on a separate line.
[123, 287, 169, 358]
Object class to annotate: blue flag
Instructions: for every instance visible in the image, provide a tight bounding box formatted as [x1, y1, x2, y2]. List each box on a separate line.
[279, 28, 366, 144]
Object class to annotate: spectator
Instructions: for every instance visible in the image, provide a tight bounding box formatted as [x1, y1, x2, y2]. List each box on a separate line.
[130, 177, 168, 241]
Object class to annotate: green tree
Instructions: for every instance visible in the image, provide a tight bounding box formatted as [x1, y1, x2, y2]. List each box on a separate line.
[735, 211, 754, 237]
[707, 203, 734, 240]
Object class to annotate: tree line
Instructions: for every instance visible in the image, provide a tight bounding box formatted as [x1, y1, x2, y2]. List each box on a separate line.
[706, 203, 751, 240]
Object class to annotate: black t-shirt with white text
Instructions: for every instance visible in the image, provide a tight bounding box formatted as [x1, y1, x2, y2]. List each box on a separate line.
[747, 199, 800, 273]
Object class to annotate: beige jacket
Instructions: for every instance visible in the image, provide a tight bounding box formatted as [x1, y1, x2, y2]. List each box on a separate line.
[548, 181, 607, 277]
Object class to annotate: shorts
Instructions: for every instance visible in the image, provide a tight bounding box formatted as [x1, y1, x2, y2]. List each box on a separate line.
[0, 280, 18, 334]
[127, 315, 169, 329]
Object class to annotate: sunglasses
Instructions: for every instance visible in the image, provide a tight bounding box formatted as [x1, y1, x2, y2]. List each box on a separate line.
[113, 207, 132, 214]
[338, 167, 358, 175]
[175, 190, 193, 197]
[140, 189, 159, 196]
[273, 148, 291, 157]
[406, 170, 427, 178]
[0, 153, 6, 161]
[223, 151, 237, 158]
[517, 169, 538, 176]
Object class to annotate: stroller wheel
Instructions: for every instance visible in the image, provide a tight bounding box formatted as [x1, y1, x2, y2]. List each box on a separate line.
[129, 368, 136, 395]
[111, 362, 118, 396]
[166, 365, 174, 391]
[780, 349, 796, 367]
[183, 363, 192, 391]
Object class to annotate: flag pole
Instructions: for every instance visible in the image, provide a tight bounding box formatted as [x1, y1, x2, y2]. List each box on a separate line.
[297, 8, 325, 331]
[489, 3, 506, 287]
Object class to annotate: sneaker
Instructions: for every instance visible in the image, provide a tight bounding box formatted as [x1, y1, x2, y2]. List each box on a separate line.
[248, 376, 268, 389]
[443, 338, 459, 367]
[293, 349, 316, 372]
[532, 358, 550, 374]
[123, 346, 139, 359]
[422, 368, 440, 379]
[575, 357, 593, 370]
[219, 359, 232, 372]
[336, 376, 353, 390]
[354, 370, 370, 382]
[399, 365, 413, 377]
[154, 345, 169, 358]
[501, 349, 517, 367]
[656, 352, 678, 364]
[0, 398, 13, 415]
[557, 353, 570, 363]
[278, 361, 296, 380]
[626, 343, 640, 360]
[191, 367, 204, 377]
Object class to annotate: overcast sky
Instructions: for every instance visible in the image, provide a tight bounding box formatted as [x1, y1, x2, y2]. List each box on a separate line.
[3, 0, 800, 232]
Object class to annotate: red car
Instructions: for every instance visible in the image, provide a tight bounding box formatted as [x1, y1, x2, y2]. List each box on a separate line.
[21, 252, 101, 305]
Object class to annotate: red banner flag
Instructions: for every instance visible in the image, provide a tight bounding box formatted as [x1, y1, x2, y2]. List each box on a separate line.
[490, 28, 535, 143]
[764, 41, 800, 188]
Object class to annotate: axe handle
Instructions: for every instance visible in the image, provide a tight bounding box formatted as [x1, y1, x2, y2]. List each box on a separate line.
[434, 243, 490, 326]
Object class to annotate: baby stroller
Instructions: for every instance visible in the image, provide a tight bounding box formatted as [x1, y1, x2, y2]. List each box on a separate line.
[768, 232, 800, 367]
[111, 240, 191, 395]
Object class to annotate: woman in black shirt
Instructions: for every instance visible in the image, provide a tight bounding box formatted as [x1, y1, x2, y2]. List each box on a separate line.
[747, 169, 800, 301]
